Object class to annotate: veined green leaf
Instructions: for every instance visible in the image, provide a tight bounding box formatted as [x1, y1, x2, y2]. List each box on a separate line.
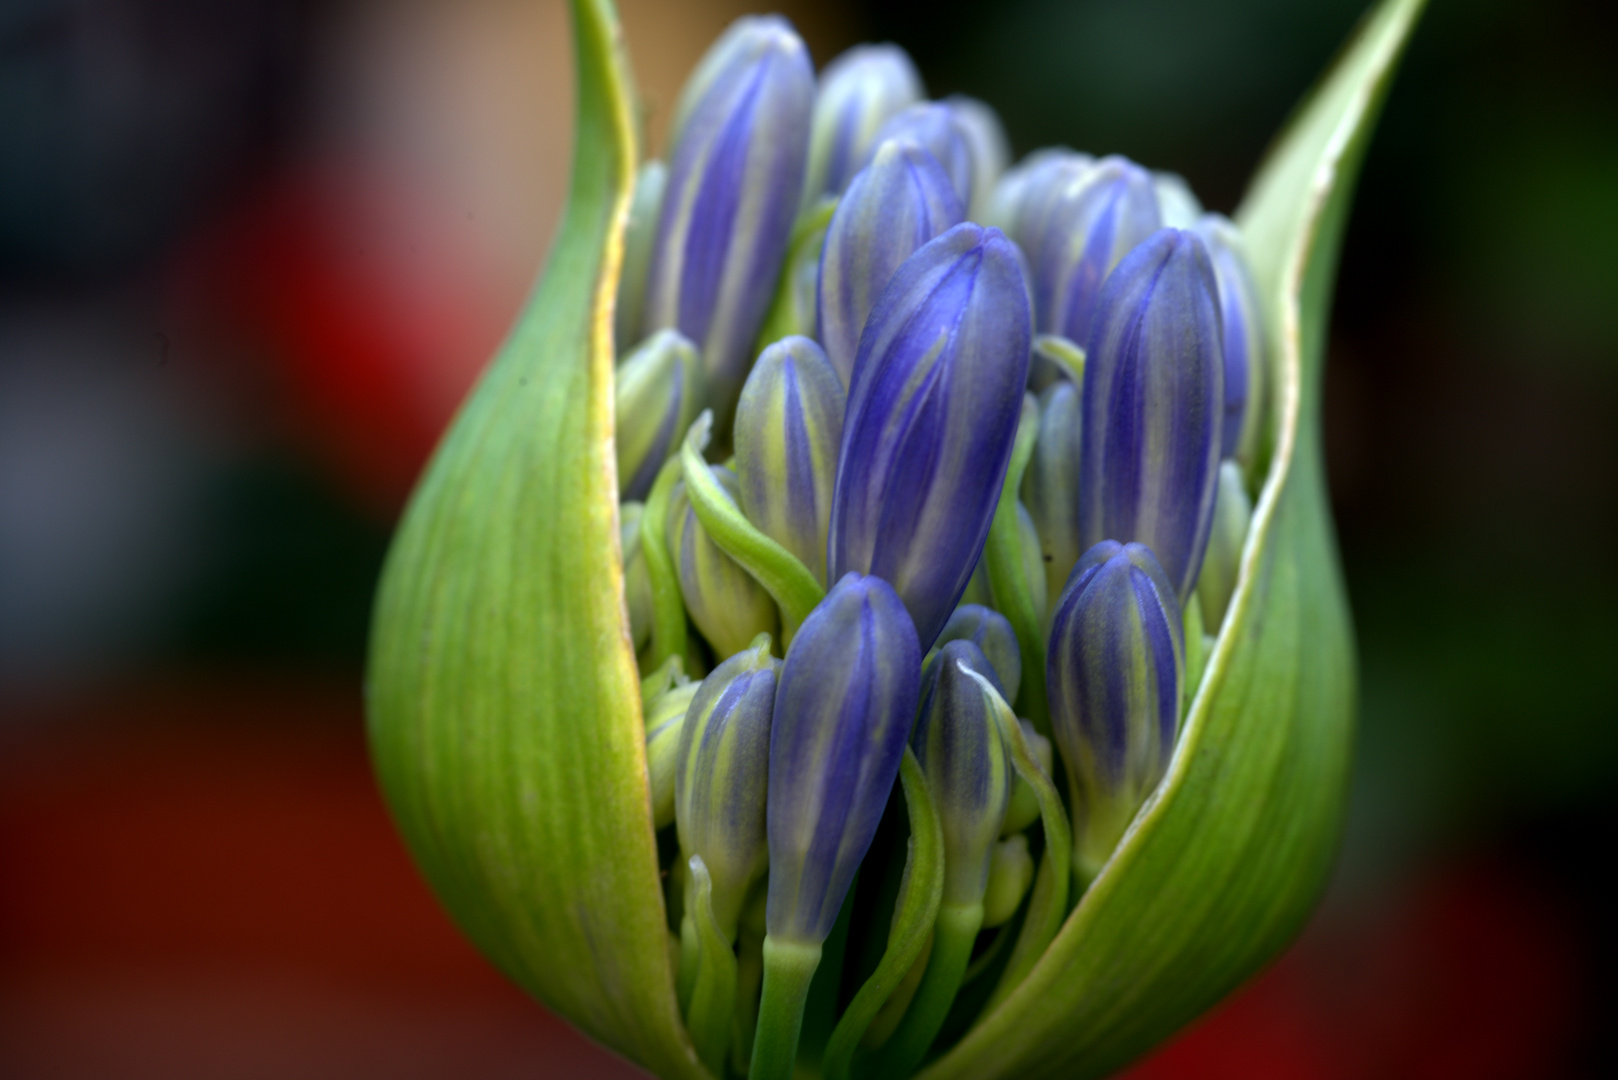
[365, 1, 706, 1076]
[917, 0, 1426, 1076]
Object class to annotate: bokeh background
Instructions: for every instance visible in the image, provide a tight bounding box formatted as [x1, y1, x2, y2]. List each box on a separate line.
[2, 0, 1614, 1076]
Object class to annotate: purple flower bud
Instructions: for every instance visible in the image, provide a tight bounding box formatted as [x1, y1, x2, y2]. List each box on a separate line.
[1192, 214, 1265, 462]
[669, 465, 781, 658]
[1153, 171, 1203, 230]
[912, 640, 1013, 905]
[934, 604, 1022, 706]
[1031, 155, 1162, 347]
[816, 138, 965, 386]
[642, 17, 815, 428]
[615, 329, 703, 501]
[733, 336, 846, 586]
[1078, 228, 1223, 601]
[802, 44, 924, 207]
[943, 95, 1011, 220]
[1046, 540, 1184, 874]
[766, 573, 921, 945]
[864, 102, 976, 210]
[985, 149, 1093, 249]
[676, 635, 778, 936]
[1022, 378, 1084, 612]
[827, 223, 1033, 651]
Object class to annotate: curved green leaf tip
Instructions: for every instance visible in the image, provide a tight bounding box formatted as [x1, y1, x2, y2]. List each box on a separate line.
[365, 1, 704, 1076]
[917, 0, 1425, 1076]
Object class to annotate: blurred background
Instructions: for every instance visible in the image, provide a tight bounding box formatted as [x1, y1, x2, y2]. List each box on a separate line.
[1, 0, 1613, 1076]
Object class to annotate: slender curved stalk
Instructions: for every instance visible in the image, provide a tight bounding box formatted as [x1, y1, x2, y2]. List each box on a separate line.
[983, 403, 1048, 732]
[683, 856, 738, 1076]
[867, 901, 984, 1078]
[965, 669, 1071, 1017]
[679, 412, 825, 645]
[641, 455, 689, 670]
[822, 751, 946, 1080]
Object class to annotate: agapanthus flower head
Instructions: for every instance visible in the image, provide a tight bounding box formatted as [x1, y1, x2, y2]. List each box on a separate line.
[828, 222, 1032, 651]
[802, 43, 924, 208]
[642, 15, 814, 427]
[366, 2, 1424, 1076]
[1078, 226, 1224, 601]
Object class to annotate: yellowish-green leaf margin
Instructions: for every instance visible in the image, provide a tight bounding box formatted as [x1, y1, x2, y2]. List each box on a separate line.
[918, 0, 1426, 1076]
[365, 1, 705, 1076]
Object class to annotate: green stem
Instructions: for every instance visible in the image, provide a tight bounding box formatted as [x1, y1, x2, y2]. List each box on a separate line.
[961, 669, 1072, 1017]
[869, 902, 983, 1078]
[640, 454, 688, 670]
[799, 873, 858, 1067]
[684, 856, 738, 1077]
[821, 751, 944, 1080]
[750, 937, 823, 1080]
[983, 398, 1048, 733]
[679, 413, 824, 645]
[732, 919, 765, 1074]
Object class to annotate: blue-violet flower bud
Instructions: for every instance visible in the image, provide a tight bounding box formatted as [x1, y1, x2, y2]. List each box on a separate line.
[1022, 378, 1084, 614]
[1078, 228, 1223, 601]
[676, 634, 778, 936]
[1032, 154, 1162, 347]
[802, 43, 924, 208]
[816, 138, 965, 386]
[642, 17, 814, 426]
[987, 149, 1093, 252]
[733, 335, 846, 585]
[1192, 213, 1265, 463]
[616, 329, 704, 501]
[933, 603, 1022, 707]
[1046, 540, 1185, 878]
[943, 94, 1010, 221]
[668, 465, 780, 659]
[864, 102, 976, 211]
[912, 640, 1014, 906]
[1152, 170, 1203, 230]
[615, 160, 668, 354]
[646, 678, 701, 830]
[827, 222, 1033, 651]
[1196, 460, 1252, 632]
[766, 573, 921, 945]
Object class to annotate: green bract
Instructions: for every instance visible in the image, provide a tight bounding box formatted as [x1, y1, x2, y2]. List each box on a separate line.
[365, 1, 1426, 1076]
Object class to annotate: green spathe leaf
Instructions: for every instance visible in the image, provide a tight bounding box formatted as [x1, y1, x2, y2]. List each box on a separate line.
[365, 1, 702, 1076]
[916, 0, 1426, 1076]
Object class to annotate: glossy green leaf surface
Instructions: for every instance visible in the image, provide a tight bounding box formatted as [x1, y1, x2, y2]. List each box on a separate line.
[365, 1, 703, 1076]
[918, 0, 1426, 1076]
